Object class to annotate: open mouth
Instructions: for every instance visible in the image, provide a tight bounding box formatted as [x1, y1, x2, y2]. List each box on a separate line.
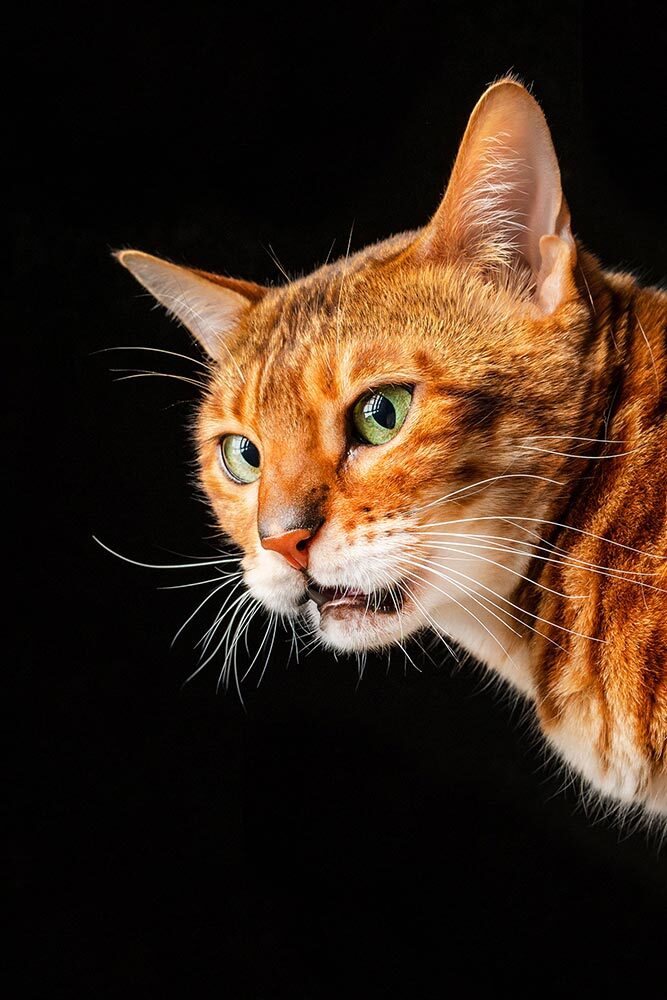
[305, 581, 404, 615]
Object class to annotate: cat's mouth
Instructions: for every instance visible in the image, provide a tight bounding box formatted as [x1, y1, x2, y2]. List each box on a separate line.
[299, 576, 417, 651]
[305, 581, 404, 616]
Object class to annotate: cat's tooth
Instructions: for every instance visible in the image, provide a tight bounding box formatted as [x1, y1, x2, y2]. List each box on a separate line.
[306, 585, 328, 607]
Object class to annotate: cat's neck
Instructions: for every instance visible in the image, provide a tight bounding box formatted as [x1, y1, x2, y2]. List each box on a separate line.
[435, 260, 666, 695]
[577, 252, 666, 444]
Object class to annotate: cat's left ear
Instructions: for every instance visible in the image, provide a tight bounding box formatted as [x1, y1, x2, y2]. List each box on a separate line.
[115, 250, 266, 358]
[415, 79, 576, 314]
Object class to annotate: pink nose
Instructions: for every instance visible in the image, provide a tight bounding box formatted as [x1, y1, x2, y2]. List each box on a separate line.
[260, 528, 314, 569]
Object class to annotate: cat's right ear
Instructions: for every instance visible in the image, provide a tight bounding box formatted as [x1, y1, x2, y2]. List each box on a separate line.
[413, 79, 576, 314]
[115, 250, 266, 359]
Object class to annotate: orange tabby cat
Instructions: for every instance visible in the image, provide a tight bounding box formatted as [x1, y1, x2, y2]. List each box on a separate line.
[117, 79, 666, 820]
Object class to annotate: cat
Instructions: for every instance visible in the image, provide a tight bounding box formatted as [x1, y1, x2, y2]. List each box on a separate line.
[116, 78, 667, 821]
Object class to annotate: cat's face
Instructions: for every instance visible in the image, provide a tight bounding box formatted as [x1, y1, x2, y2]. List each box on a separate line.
[118, 78, 591, 657]
[195, 243, 589, 653]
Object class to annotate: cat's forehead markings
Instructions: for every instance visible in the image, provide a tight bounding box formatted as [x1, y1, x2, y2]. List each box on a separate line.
[251, 347, 340, 423]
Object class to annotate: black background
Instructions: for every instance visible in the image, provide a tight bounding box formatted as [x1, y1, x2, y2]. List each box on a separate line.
[12, 3, 667, 995]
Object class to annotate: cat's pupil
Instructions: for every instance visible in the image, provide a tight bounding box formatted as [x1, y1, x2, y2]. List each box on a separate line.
[240, 438, 260, 467]
[366, 394, 396, 429]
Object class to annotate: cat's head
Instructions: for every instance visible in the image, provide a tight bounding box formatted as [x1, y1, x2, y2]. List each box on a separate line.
[117, 79, 594, 655]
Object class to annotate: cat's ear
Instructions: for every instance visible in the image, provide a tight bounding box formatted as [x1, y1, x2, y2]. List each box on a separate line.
[115, 250, 266, 358]
[416, 79, 576, 314]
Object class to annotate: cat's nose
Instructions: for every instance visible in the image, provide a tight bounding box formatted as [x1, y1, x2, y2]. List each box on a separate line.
[260, 527, 317, 570]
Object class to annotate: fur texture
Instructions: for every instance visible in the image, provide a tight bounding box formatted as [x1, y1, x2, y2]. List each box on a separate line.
[117, 80, 667, 821]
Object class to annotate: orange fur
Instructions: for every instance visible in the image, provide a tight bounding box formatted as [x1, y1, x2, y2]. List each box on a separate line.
[118, 80, 667, 820]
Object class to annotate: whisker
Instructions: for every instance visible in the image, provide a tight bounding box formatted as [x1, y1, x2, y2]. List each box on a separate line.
[417, 535, 666, 591]
[412, 473, 565, 514]
[199, 591, 254, 670]
[154, 542, 241, 561]
[412, 515, 666, 561]
[256, 613, 280, 688]
[110, 367, 207, 389]
[403, 558, 571, 655]
[93, 536, 241, 571]
[335, 220, 355, 343]
[219, 598, 260, 696]
[520, 434, 625, 444]
[402, 562, 571, 664]
[241, 612, 276, 683]
[159, 571, 240, 591]
[93, 345, 212, 371]
[199, 587, 249, 653]
[398, 563, 519, 668]
[175, 577, 244, 649]
[323, 237, 337, 266]
[180, 589, 248, 687]
[263, 242, 292, 283]
[400, 580, 460, 661]
[285, 614, 302, 667]
[400, 560, 522, 638]
[405, 554, 602, 644]
[414, 539, 581, 600]
[397, 640, 422, 676]
[517, 444, 641, 460]
[636, 315, 661, 394]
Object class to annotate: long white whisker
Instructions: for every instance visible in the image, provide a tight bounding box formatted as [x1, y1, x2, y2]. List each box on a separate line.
[401, 559, 569, 655]
[201, 588, 251, 653]
[159, 572, 239, 591]
[517, 444, 641, 460]
[415, 540, 580, 600]
[399, 560, 523, 639]
[219, 598, 260, 695]
[397, 640, 422, 675]
[406, 554, 602, 644]
[110, 368, 207, 389]
[418, 536, 666, 591]
[335, 220, 355, 344]
[636, 315, 660, 394]
[412, 516, 666, 560]
[520, 434, 624, 444]
[412, 473, 564, 514]
[176, 578, 244, 650]
[398, 564, 519, 669]
[180, 589, 249, 688]
[400, 581, 460, 661]
[405, 563, 574, 663]
[200, 591, 254, 672]
[94, 345, 211, 370]
[241, 612, 276, 683]
[93, 536, 240, 571]
[256, 613, 280, 688]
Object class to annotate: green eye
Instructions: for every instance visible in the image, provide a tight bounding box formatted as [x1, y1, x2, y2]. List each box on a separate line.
[352, 385, 413, 445]
[220, 434, 261, 484]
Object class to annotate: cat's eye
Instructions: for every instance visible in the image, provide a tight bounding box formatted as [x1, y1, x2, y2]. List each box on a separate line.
[220, 434, 261, 483]
[352, 385, 413, 445]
